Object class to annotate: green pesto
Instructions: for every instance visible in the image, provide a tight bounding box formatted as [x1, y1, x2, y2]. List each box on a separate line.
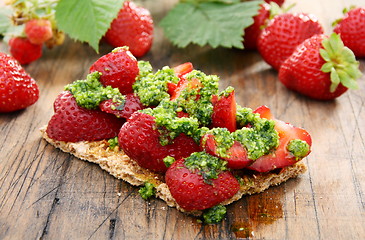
[236, 106, 258, 128]
[133, 64, 178, 107]
[163, 156, 176, 168]
[184, 152, 227, 182]
[107, 136, 119, 149]
[203, 128, 234, 158]
[174, 70, 219, 126]
[141, 100, 200, 146]
[233, 105, 279, 160]
[139, 182, 155, 200]
[219, 86, 234, 97]
[202, 205, 227, 224]
[65, 71, 124, 110]
[287, 139, 310, 160]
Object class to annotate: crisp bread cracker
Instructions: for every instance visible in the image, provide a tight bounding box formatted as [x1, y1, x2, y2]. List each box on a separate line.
[40, 126, 307, 216]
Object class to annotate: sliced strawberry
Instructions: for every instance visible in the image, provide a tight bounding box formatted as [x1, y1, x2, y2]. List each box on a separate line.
[46, 91, 124, 142]
[211, 90, 237, 132]
[99, 93, 144, 119]
[165, 156, 240, 211]
[170, 76, 202, 101]
[253, 105, 274, 120]
[118, 111, 200, 173]
[173, 62, 194, 79]
[247, 119, 312, 172]
[201, 133, 252, 169]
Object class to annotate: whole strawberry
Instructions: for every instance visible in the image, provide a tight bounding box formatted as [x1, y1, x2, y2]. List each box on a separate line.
[46, 91, 124, 142]
[118, 111, 200, 173]
[0, 52, 39, 112]
[279, 33, 361, 100]
[333, 7, 365, 58]
[258, 13, 324, 70]
[165, 153, 240, 211]
[25, 19, 53, 45]
[104, 1, 154, 57]
[89, 47, 139, 94]
[244, 3, 271, 50]
[9, 37, 42, 65]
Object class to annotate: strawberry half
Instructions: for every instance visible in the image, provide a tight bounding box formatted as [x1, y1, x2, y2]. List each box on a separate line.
[211, 89, 237, 132]
[104, 1, 154, 57]
[247, 119, 312, 172]
[118, 111, 200, 173]
[333, 7, 365, 58]
[99, 93, 145, 119]
[165, 153, 240, 211]
[201, 133, 251, 169]
[0, 52, 39, 112]
[46, 91, 124, 142]
[279, 33, 361, 100]
[257, 12, 324, 70]
[89, 47, 139, 94]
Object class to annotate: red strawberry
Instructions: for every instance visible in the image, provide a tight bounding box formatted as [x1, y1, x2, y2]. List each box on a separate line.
[253, 105, 274, 120]
[257, 13, 324, 70]
[46, 91, 124, 142]
[0, 52, 39, 112]
[99, 93, 145, 119]
[333, 7, 365, 58]
[211, 90, 237, 132]
[168, 62, 194, 96]
[169, 75, 202, 101]
[104, 1, 154, 57]
[244, 3, 271, 50]
[279, 33, 361, 100]
[25, 19, 53, 45]
[264, 0, 284, 6]
[247, 119, 312, 172]
[9, 37, 42, 65]
[165, 154, 240, 211]
[89, 47, 139, 94]
[118, 111, 200, 173]
[173, 62, 193, 79]
[201, 133, 251, 169]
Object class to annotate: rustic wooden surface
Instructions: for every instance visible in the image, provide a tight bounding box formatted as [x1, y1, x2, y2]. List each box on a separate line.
[1, 0, 365, 239]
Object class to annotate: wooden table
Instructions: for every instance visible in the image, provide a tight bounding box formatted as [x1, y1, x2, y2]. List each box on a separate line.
[1, 0, 364, 239]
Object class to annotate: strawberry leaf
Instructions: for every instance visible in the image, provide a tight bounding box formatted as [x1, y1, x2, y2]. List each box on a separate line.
[321, 33, 361, 91]
[160, 1, 262, 49]
[55, 0, 124, 52]
[0, 8, 12, 36]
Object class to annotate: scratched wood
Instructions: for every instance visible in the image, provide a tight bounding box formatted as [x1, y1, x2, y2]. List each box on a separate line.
[1, 0, 364, 239]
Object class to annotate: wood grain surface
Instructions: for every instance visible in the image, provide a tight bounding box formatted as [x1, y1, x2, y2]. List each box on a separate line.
[1, 0, 365, 239]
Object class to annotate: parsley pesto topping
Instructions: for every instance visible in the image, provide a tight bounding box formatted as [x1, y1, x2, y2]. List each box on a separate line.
[234, 106, 279, 160]
[175, 70, 219, 126]
[184, 152, 227, 182]
[202, 205, 227, 224]
[65, 71, 124, 110]
[133, 61, 178, 107]
[287, 139, 310, 160]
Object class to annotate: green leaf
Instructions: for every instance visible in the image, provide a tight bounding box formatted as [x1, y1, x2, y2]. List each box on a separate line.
[55, 0, 124, 52]
[330, 68, 340, 92]
[160, 1, 262, 49]
[0, 8, 12, 36]
[321, 33, 362, 92]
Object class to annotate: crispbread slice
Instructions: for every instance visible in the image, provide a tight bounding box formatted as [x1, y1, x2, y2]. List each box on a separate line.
[40, 126, 307, 216]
